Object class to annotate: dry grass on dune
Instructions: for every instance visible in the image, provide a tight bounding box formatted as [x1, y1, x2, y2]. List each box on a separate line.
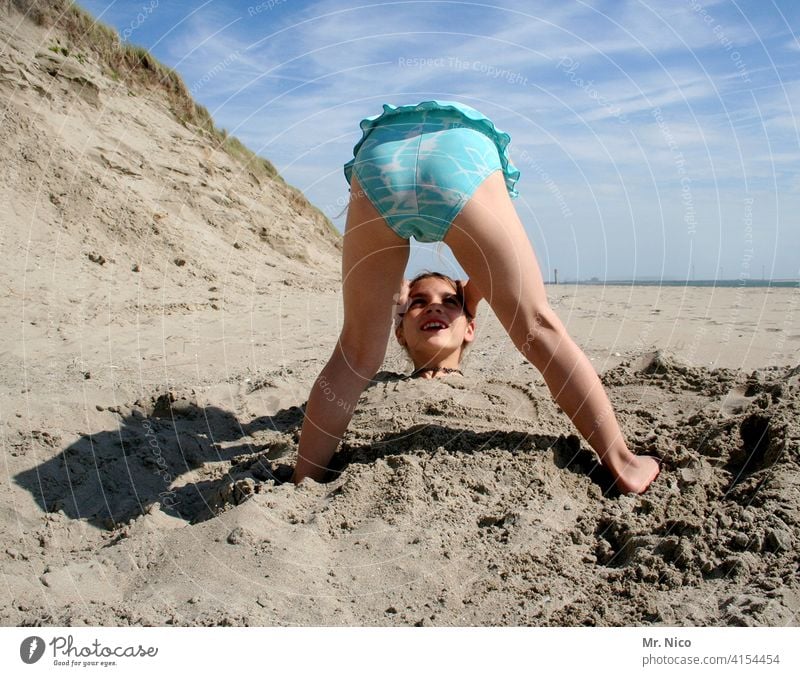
[5, 0, 279, 180]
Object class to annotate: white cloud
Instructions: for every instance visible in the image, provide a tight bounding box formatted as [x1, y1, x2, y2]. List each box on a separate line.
[102, 0, 798, 277]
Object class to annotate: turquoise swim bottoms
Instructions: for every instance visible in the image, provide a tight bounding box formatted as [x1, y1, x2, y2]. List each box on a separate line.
[343, 100, 521, 243]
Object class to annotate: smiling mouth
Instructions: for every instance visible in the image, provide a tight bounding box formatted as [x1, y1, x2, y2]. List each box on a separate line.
[421, 320, 448, 331]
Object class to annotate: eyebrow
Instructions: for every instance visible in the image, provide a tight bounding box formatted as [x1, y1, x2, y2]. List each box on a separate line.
[409, 290, 458, 299]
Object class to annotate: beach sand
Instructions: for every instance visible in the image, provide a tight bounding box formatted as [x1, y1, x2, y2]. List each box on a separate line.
[1, 2, 798, 627]
[2, 284, 799, 626]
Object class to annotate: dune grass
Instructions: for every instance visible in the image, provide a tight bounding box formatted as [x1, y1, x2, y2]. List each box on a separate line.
[9, 0, 283, 183]
[7, 0, 342, 240]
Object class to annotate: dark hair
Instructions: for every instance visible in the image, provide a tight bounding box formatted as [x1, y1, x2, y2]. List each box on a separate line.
[406, 271, 474, 321]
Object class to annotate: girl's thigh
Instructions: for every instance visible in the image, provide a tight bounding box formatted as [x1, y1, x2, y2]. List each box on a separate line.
[339, 175, 410, 359]
[444, 171, 550, 343]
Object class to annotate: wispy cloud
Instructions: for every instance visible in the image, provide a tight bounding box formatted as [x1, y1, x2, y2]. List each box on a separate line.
[76, 0, 800, 279]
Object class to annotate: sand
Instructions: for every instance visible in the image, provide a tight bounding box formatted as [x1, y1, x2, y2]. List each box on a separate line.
[1, 4, 798, 627]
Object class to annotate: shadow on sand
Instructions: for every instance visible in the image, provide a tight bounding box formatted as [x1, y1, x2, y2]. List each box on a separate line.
[15, 376, 618, 530]
[14, 398, 304, 530]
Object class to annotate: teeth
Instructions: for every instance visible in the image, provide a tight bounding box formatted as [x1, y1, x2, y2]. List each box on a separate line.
[423, 321, 446, 330]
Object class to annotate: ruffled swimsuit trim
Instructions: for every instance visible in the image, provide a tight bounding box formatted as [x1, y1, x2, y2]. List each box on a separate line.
[343, 100, 521, 199]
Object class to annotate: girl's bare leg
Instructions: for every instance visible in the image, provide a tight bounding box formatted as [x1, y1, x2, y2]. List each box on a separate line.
[446, 171, 659, 494]
[291, 176, 409, 483]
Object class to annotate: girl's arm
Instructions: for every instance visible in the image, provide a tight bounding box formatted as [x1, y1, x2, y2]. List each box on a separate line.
[460, 278, 483, 317]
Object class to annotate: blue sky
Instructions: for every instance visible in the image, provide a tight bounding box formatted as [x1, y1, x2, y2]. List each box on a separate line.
[78, 0, 799, 281]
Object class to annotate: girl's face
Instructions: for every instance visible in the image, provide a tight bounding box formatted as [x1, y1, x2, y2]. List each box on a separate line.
[396, 277, 475, 365]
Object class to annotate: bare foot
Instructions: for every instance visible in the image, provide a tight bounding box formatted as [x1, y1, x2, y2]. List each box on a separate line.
[612, 455, 661, 494]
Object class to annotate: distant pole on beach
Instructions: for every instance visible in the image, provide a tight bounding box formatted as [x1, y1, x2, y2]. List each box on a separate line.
[554, 268, 558, 285]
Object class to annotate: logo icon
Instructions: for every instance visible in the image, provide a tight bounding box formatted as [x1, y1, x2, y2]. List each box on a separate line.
[20, 636, 45, 664]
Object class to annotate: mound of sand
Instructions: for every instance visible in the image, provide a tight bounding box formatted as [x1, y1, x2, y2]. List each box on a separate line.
[0, 0, 341, 321]
[4, 351, 799, 626]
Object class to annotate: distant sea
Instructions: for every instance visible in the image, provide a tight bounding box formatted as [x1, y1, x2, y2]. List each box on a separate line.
[554, 279, 800, 288]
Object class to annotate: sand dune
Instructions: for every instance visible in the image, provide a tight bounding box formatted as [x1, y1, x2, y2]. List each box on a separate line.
[1, 2, 798, 627]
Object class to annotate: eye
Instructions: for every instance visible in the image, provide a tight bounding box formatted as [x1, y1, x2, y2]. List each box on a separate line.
[409, 298, 425, 307]
[444, 296, 459, 306]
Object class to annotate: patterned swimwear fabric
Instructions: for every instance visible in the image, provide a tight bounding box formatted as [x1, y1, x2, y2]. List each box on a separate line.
[343, 101, 520, 243]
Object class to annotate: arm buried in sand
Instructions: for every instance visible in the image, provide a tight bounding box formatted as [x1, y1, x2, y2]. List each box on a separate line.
[291, 100, 659, 494]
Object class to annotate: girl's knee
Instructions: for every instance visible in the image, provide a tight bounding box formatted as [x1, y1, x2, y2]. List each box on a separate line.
[512, 306, 565, 360]
[336, 332, 385, 377]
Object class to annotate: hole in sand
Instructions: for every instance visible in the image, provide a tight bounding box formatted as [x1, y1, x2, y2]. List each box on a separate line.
[724, 414, 784, 499]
